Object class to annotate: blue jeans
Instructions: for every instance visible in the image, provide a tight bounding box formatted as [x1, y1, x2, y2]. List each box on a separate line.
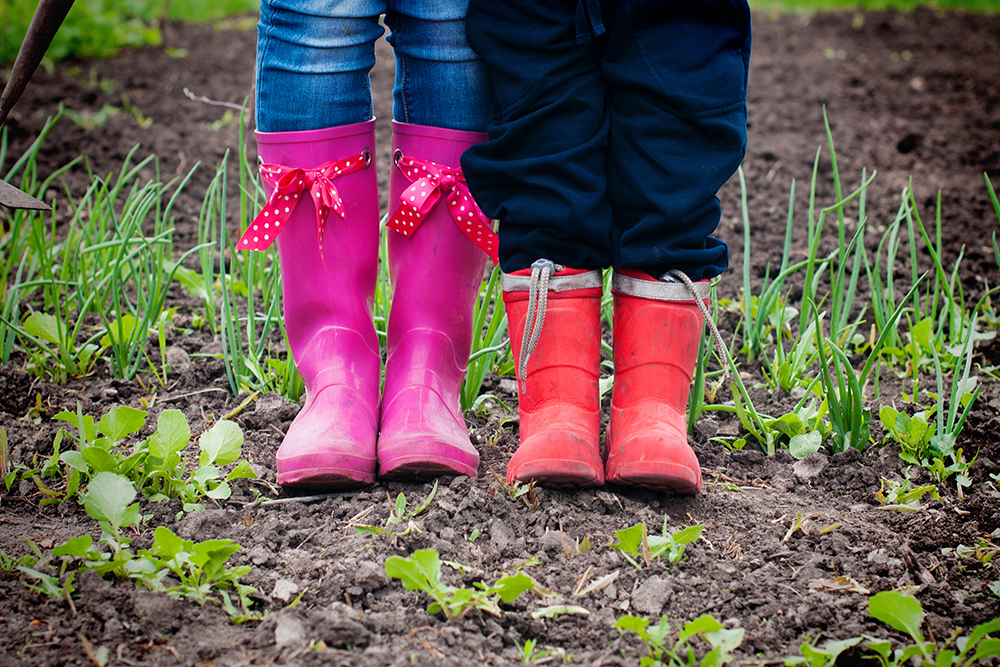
[256, 0, 491, 133]
[462, 0, 751, 279]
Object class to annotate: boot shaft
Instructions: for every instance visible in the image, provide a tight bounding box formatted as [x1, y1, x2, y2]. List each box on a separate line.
[256, 121, 380, 389]
[384, 121, 490, 378]
[610, 269, 708, 411]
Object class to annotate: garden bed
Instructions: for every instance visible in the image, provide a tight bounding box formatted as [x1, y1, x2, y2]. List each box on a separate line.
[0, 8, 999, 666]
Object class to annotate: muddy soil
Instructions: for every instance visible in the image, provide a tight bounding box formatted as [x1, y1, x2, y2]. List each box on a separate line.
[1, 8, 999, 666]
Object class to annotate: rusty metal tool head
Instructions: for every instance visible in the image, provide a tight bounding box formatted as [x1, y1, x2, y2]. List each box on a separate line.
[0, 0, 76, 211]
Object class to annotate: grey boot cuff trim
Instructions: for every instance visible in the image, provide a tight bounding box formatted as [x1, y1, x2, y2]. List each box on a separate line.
[502, 268, 603, 293]
[611, 270, 713, 302]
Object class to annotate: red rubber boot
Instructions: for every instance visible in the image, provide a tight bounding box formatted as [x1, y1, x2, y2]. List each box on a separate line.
[503, 261, 604, 487]
[605, 269, 711, 493]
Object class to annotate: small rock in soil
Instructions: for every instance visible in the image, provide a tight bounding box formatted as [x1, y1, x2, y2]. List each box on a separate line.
[631, 575, 674, 615]
[271, 578, 299, 602]
[793, 452, 829, 481]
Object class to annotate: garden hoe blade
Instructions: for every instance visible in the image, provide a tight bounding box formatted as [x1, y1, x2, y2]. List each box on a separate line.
[0, 0, 77, 211]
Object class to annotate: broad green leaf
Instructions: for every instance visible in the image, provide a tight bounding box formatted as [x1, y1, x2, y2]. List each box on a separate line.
[52, 535, 94, 559]
[493, 572, 534, 603]
[912, 318, 935, 353]
[205, 481, 232, 500]
[879, 406, 899, 431]
[98, 406, 147, 442]
[678, 614, 725, 642]
[199, 420, 243, 466]
[83, 472, 140, 529]
[410, 549, 443, 588]
[766, 413, 806, 439]
[968, 638, 1000, 663]
[118, 450, 147, 477]
[191, 539, 240, 575]
[385, 555, 433, 593]
[193, 465, 221, 485]
[81, 447, 118, 474]
[611, 523, 645, 557]
[148, 410, 190, 460]
[226, 461, 258, 481]
[54, 410, 99, 444]
[24, 312, 62, 345]
[151, 526, 190, 559]
[59, 450, 90, 474]
[706, 627, 745, 654]
[167, 262, 209, 299]
[863, 638, 893, 661]
[869, 590, 924, 643]
[17, 566, 64, 597]
[967, 618, 1000, 652]
[789, 430, 822, 459]
[671, 524, 704, 545]
[614, 615, 650, 634]
[101, 314, 140, 347]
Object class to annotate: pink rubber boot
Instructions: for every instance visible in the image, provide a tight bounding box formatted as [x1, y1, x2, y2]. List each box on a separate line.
[253, 121, 380, 488]
[377, 122, 491, 479]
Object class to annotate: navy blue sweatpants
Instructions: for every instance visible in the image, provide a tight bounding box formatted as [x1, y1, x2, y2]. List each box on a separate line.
[461, 0, 751, 280]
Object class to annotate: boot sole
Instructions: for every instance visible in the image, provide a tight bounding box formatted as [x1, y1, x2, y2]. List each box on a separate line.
[509, 459, 604, 488]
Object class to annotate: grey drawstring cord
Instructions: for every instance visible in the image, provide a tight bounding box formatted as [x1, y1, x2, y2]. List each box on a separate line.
[662, 269, 731, 385]
[518, 259, 559, 394]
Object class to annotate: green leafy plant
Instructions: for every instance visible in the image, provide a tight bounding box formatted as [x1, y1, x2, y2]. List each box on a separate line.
[55, 404, 255, 512]
[130, 526, 262, 622]
[516, 638, 551, 664]
[615, 613, 744, 667]
[783, 636, 862, 667]
[354, 481, 438, 537]
[863, 590, 1000, 666]
[461, 265, 510, 411]
[384, 549, 534, 619]
[610, 519, 704, 570]
[875, 478, 939, 511]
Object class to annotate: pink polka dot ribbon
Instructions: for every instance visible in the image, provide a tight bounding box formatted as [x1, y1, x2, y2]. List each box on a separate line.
[387, 155, 499, 266]
[237, 152, 369, 266]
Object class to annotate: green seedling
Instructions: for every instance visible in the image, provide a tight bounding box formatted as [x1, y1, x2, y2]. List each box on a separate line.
[55, 404, 254, 512]
[875, 478, 939, 511]
[354, 481, 438, 537]
[462, 264, 510, 411]
[947, 530, 999, 575]
[783, 636, 862, 667]
[763, 395, 829, 460]
[11, 310, 107, 383]
[384, 549, 534, 619]
[610, 519, 704, 570]
[130, 526, 262, 622]
[862, 590, 1000, 666]
[615, 613, 744, 667]
[516, 638, 551, 664]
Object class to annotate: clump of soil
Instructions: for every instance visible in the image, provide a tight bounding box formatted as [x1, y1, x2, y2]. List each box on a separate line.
[1, 8, 999, 666]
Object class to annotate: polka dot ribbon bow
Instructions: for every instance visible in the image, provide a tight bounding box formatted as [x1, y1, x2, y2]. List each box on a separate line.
[236, 152, 369, 265]
[387, 155, 499, 266]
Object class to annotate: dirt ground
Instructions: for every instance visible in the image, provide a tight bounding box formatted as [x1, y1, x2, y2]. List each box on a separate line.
[1, 8, 999, 666]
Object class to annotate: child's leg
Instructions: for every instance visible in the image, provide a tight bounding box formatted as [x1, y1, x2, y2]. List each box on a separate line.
[604, 0, 751, 280]
[254, 0, 385, 487]
[256, 0, 385, 132]
[384, 0, 491, 132]
[462, 0, 613, 273]
[602, 0, 751, 493]
[463, 0, 611, 486]
[377, 0, 494, 478]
